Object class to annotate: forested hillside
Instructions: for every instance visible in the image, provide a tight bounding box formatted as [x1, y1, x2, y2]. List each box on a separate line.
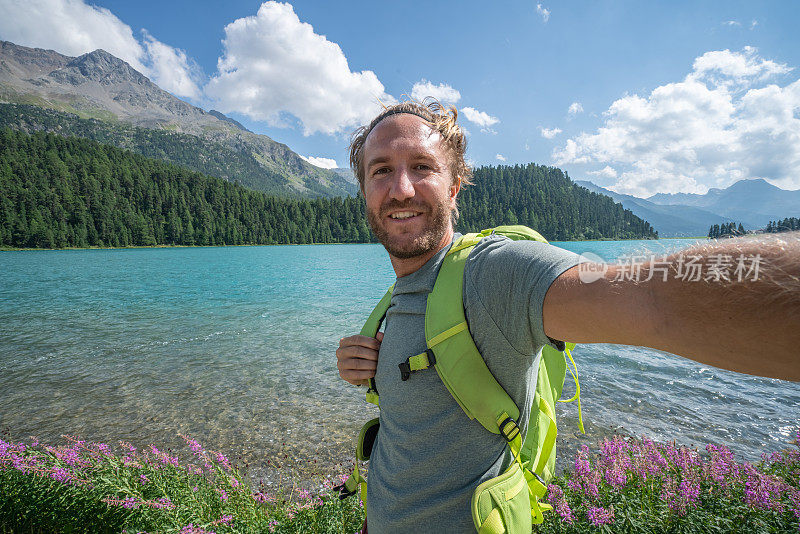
[460, 165, 658, 240]
[0, 103, 357, 198]
[0, 130, 370, 248]
[0, 130, 657, 249]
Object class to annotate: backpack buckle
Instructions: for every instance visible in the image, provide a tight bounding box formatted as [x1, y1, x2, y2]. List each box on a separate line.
[399, 361, 411, 381]
[399, 349, 436, 381]
[498, 415, 521, 442]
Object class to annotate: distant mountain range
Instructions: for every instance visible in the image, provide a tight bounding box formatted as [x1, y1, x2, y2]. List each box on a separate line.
[576, 179, 800, 237]
[645, 179, 800, 229]
[0, 40, 356, 198]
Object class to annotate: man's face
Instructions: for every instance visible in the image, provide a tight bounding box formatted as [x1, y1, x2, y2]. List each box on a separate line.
[361, 114, 460, 260]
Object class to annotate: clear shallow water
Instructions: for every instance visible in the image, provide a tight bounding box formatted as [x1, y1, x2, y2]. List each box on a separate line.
[1, 239, 798, 487]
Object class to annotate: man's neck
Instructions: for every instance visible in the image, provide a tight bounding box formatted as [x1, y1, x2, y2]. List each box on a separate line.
[389, 227, 455, 278]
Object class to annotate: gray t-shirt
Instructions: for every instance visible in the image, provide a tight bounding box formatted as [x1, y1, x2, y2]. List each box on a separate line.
[367, 234, 582, 533]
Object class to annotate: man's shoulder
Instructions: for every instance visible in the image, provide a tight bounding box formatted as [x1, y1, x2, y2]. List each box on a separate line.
[462, 233, 582, 354]
[462, 232, 583, 317]
[465, 233, 565, 278]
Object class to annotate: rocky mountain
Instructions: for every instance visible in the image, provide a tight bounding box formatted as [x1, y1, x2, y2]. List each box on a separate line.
[578, 179, 800, 235]
[332, 167, 358, 185]
[575, 181, 736, 237]
[646, 179, 800, 229]
[0, 40, 357, 197]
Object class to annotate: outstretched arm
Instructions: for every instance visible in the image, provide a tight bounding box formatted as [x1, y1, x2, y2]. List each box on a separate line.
[543, 232, 800, 381]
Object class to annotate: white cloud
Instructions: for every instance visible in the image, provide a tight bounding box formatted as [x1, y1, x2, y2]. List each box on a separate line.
[461, 106, 499, 133]
[0, 0, 202, 99]
[540, 126, 562, 139]
[142, 32, 203, 100]
[552, 47, 800, 196]
[588, 166, 618, 179]
[690, 46, 791, 89]
[723, 20, 741, 27]
[205, 2, 395, 135]
[750, 19, 758, 30]
[568, 102, 584, 116]
[411, 80, 461, 105]
[299, 155, 338, 169]
[496, 154, 507, 162]
[536, 3, 550, 22]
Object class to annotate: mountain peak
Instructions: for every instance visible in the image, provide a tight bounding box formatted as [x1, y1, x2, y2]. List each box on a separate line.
[643, 178, 800, 228]
[59, 49, 150, 86]
[725, 178, 781, 192]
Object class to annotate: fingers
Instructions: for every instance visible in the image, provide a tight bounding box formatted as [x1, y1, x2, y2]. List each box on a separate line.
[336, 333, 382, 386]
[375, 331, 384, 342]
[338, 335, 381, 353]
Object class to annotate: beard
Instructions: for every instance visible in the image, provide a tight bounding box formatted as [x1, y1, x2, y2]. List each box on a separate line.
[367, 198, 452, 259]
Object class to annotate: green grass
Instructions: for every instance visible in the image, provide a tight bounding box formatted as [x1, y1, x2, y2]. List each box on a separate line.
[0, 435, 363, 533]
[1, 431, 798, 533]
[538, 434, 800, 533]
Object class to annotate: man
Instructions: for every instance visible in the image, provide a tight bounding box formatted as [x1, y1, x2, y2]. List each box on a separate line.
[336, 100, 800, 533]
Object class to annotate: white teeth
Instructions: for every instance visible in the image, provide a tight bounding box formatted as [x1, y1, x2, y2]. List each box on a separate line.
[390, 211, 418, 219]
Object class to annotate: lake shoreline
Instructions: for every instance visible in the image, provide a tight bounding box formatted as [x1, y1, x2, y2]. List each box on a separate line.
[0, 234, 690, 252]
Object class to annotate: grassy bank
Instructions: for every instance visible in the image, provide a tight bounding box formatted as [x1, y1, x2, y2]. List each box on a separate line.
[1, 431, 798, 533]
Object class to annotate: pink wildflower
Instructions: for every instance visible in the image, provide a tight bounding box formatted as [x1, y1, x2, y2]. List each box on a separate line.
[180, 525, 216, 534]
[49, 467, 74, 484]
[546, 483, 573, 524]
[586, 506, 615, 526]
[743, 464, 788, 512]
[216, 452, 230, 469]
[253, 491, 274, 503]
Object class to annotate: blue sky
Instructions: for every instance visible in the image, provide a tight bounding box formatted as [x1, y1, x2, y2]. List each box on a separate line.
[2, 0, 799, 196]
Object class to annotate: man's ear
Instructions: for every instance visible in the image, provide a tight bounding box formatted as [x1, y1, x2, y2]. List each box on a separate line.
[450, 176, 462, 200]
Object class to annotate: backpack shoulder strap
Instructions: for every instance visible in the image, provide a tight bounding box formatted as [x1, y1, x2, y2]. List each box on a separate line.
[359, 285, 393, 406]
[423, 236, 521, 435]
[420, 227, 583, 480]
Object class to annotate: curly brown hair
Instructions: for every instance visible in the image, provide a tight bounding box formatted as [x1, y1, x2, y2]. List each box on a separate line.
[348, 98, 473, 190]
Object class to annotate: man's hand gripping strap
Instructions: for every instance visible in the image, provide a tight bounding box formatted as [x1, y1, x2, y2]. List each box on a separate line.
[359, 287, 393, 406]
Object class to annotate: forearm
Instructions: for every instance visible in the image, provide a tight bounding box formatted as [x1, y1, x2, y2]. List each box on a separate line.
[647, 232, 800, 380]
[545, 232, 800, 380]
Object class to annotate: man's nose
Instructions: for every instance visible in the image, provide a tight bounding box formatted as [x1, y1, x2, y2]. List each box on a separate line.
[388, 166, 415, 200]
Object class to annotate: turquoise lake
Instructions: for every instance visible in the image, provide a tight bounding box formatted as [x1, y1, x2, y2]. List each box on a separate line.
[1, 239, 798, 489]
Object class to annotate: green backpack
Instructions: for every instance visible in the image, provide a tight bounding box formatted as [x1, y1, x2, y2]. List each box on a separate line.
[337, 226, 584, 533]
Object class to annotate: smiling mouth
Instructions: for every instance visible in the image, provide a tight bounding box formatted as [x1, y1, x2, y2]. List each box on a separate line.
[388, 211, 422, 220]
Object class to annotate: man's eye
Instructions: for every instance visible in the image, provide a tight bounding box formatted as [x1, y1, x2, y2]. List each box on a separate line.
[373, 167, 390, 175]
[415, 164, 431, 171]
